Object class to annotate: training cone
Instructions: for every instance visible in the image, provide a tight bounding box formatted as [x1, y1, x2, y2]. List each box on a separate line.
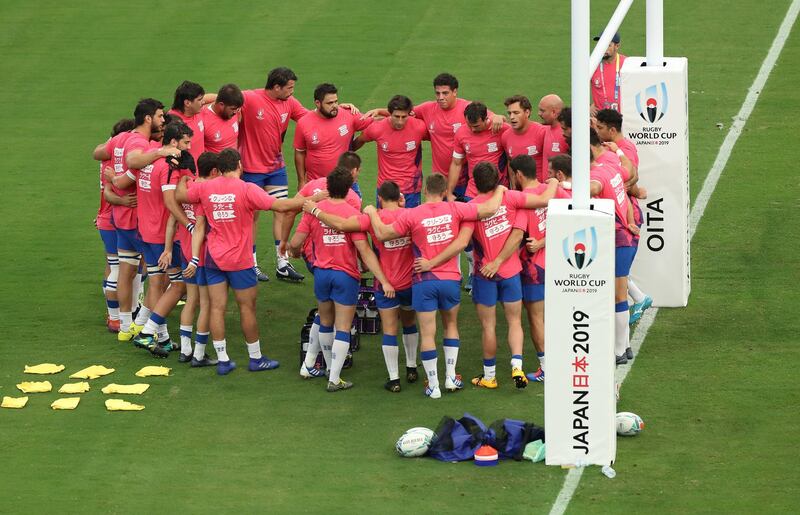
[474, 445, 498, 467]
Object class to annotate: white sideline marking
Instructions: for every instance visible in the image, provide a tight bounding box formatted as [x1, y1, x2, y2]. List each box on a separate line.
[549, 2, 800, 513]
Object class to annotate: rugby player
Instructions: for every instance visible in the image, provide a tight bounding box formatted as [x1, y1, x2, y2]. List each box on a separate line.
[202, 83, 243, 153]
[501, 95, 547, 187]
[168, 80, 216, 163]
[538, 94, 570, 180]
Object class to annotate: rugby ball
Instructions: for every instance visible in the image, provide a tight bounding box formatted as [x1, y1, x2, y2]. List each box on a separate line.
[395, 427, 435, 457]
[616, 412, 644, 436]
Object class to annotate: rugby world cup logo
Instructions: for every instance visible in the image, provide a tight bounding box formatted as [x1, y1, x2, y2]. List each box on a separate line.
[635, 82, 668, 123]
[562, 227, 598, 270]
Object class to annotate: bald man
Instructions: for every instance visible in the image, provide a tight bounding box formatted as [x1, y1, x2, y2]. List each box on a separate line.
[537, 94, 570, 183]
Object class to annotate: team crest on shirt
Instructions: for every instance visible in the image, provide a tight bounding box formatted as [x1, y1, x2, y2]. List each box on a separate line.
[552, 142, 561, 152]
[429, 122, 435, 132]
[381, 142, 389, 151]
[452, 122, 462, 133]
[281, 113, 289, 123]
[311, 133, 319, 145]
[594, 78, 601, 87]
[527, 145, 538, 155]
[464, 143, 470, 153]
[405, 141, 416, 151]
[198, 120, 204, 132]
[487, 142, 498, 153]
[338, 125, 349, 136]
[233, 122, 239, 133]
[213, 131, 221, 142]
[257, 109, 264, 120]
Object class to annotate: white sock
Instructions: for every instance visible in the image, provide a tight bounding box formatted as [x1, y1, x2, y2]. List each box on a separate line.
[179, 325, 193, 354]
[421, 350, 439, 390]
[319, 327, 334, 371]
[120, 311, 132, 329]
[537, 352, 545, 371]
[213, 339, 229, 361]
[402, 329, 419, 367]
[276, 243, 288, 269]
[157, 323, 170, 342]
[193, 332, 209, 360]
[134, 306, 151, 326]
[382, 335, 400, 381]
[107, 304, 120, 320]
[303, 319, 321, 368]
[253, 250, 258, 267]
[510, 356, 523, 370]
[483, 363, 497, 380]
[443, 339, 459, 378]
[247, 340, 262, 360]
[615, 311, 629, 356]
[628, 279, 646, 303]
[328, 332, 350, 383]
[143, 317, 159, 335]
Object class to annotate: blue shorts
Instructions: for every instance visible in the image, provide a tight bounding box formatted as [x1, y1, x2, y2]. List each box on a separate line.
[242, 167, 288, 188]
[99, 229, 117, 255]
[412, 280, 461, 312]
[375, 286, 413, 310]
[116, 228, 143, 253]
[181, 255, 207, 286]
[351, 181, 362, 198]
[142, 241, 181, 269]
[313, 268, 360, 306]
[453, 185, 467, 199]
[204, 252, 257, 290]
[472, 274, 523, 306]
[615, 246, 636, 278]
[304, 259, 316, 274]
[522, 265, 545, 302]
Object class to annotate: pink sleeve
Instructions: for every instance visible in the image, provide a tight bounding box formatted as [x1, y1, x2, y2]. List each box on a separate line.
[186, 181, 202, 203]
[418, 119, 431, 141]
[412, 103, 428, 121]
[454, 201, 479, 221]
[361, 122, 379, 142]
[512, 207, 528, 231]
[452, 132, 465, 158]
[293, 121, 306, 151]
[353, 114, 373, 132]
[350, 231, 367, 242]
[297, 212, 312, 234]
[128, 137, 149, 153]
[291, 97, 310, 121]
[357, 213, 371, 231]
[246, 183, 277, 211]
[390, 210, 412, 236]
[505, 189, 528, 209]
[298, 181, 312, 197]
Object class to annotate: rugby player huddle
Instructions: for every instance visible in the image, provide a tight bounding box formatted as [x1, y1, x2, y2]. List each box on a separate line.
[92, 67, 652, 397]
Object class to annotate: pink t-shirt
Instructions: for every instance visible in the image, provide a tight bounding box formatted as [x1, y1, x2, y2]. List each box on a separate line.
[595, 150, 630, 182]
[168, 109, 205, 163]
[591, 54, 627, 111]
[201, 104, 239, 153]
[294, 110, 373, 181]
[111, 131, 148, 231]
[189, 200, 209, 266]
[465, 190, 528, 280]
[239, 90, 308, 174]
[169, 171, 205, 264]
[96, 147, 114, 231]
[452, 123, 511, 198]
[186, 176, 276, 270]
[519, 184, 572, 283]
[541, 124, 569, 183]
[296, 199, 366, 280]
[360, 117, 429, 194]
[390, 201, 479, 283]
[298, 177, 362, 264]
[616, 138, 639, 168]
[359, 208, 413, 291]
[136, 157, 173, 244]
[413, 98, 472, 176]
[590, 163, 634, 247]
[500, 122, 547, 164]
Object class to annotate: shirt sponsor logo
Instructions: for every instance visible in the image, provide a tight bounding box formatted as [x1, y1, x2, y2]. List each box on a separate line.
[482, 205, 509, 238]
[384, 236, 411, 249]
[527, 145, 538, 155]
[233, 122, 239, 133]
[452, 122, 462, 133]
[281, 113, 288, 123]
[405, 141, 416, 151]
[422, 214, 454, 244]
[487, 142, 498, 153]
[210, 193, 236, 221]
[198, 120, 204, 132]
[338, 124, 349, 137]
[257, 109, 264, 120]
[552, 142, 561, 152]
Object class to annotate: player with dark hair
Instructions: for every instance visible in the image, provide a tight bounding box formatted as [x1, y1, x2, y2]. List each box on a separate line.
[412, 74, 505, 200]
[501, 95, 548, 186]
[364, 173, 506, 399]
[203, 83, 243, 153]
[93, 118, 136, 333]
[590, 32, 626, 115]
[289, 167, 393, 392]
[169, 80, 215, 163]
[353, 95, 430, 208]
[177, 148, 320, 375]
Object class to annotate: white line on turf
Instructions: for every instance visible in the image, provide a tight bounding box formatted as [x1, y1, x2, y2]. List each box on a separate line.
[549, 2, 800, 513]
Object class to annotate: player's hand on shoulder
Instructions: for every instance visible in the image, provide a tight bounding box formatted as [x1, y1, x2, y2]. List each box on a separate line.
[363, 205, 377, 216]
[309, 189, 329, 202]
[303, 199, 318, 213]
